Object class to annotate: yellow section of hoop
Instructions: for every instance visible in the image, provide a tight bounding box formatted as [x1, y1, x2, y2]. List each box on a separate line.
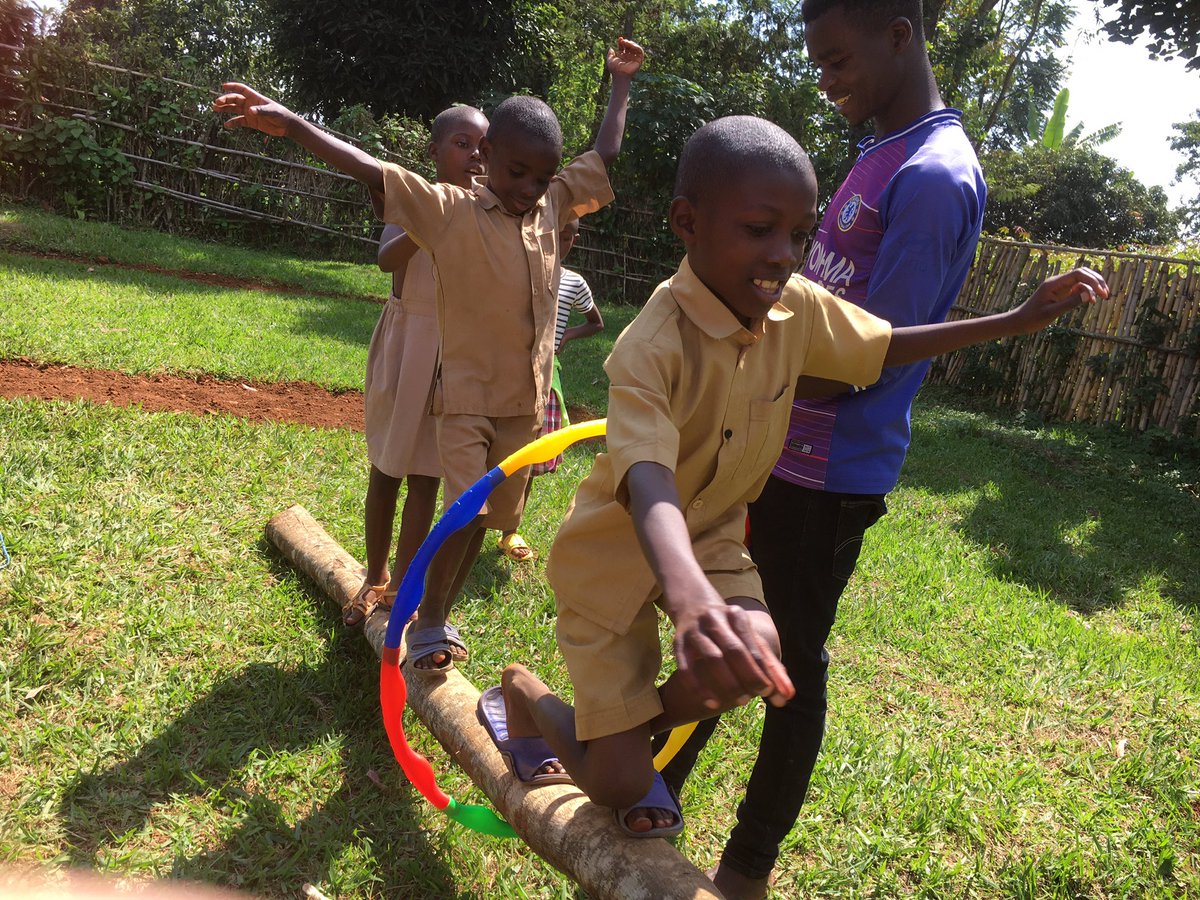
[498, 418, 607, 476]
[653, 721, 698, 772]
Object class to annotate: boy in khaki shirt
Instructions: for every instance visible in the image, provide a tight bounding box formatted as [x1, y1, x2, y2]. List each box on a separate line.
[485, 116, 1107, 838]
[214, 37, 644, 672]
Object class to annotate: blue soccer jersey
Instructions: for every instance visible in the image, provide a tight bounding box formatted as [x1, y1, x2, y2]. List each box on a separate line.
[773, 109, 987, 494]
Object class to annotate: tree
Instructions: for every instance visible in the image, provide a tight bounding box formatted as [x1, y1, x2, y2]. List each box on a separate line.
[929, 0, 1075, 150]
[57, 0, 277, 85]
[1097, 0, 1200, 70]
[266, 0, 554, 121]
[1, 0, 37, 100]
[983, 142, 1180, 247]
[1169, 110, 1200, 234]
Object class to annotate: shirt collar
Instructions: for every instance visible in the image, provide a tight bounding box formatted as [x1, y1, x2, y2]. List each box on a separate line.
[668, 256, 792, 346]
[857, 108, 965, 155]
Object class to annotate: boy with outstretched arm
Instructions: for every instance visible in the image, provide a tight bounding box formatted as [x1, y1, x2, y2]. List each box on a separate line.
[482, 116, 1107, 837]
[344, 106, 489, 628]
[214, 38, 644, 675]
[497, 216, 605, 563]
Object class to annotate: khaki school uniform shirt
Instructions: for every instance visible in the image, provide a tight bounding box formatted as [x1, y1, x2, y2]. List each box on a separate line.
[547, 256, 892, 635]
[379, 152, 614, 417]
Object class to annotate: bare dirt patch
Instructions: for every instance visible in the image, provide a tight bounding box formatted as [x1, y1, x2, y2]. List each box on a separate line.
[1, 357, 365, 432]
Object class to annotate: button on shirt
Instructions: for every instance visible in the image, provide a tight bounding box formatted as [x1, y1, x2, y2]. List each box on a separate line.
[379, 151, 614, 417]
[547, 256, 892, 635]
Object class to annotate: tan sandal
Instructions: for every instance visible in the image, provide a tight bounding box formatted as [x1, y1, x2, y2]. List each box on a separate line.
[497, 532, 537, 563]
[343, 580, 390, 627]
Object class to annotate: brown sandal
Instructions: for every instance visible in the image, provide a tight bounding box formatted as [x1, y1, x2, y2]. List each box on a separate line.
[343, 580, 390, 627]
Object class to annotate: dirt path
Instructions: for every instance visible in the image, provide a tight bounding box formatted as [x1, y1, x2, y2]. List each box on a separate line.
[0, 357, 365, 431]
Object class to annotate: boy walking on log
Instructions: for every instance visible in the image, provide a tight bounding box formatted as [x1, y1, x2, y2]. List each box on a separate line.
[482, 117, 1105, 838]
[662, 1, 996, 894]
[346, 105, 489, 628]
[215, 37, 644, 673]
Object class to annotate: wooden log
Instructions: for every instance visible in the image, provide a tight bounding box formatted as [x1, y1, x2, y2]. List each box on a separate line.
[265, 504, 724, 900]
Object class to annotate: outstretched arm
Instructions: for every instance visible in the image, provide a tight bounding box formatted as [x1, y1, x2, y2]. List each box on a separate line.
[593, 38, 645, 168]
[883, 266, 1108, 367]
[213, 82, 384, 195]
[625, 462, 793, 712]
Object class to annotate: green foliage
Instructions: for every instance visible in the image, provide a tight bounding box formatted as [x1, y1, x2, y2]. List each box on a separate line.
[266, 0, 547, 121]
[930, 0, 1074, 149]
[617, 73, 715, 208]
[1169, 110, 1200, 236]
[2, 115, 134, 216]
[983, 143, 1181, 246]
[1041, 86, 1068, 149]
[57, 0, 278, 86]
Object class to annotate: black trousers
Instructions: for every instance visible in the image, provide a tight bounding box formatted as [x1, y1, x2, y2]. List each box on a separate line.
[660, 475, 887, 879]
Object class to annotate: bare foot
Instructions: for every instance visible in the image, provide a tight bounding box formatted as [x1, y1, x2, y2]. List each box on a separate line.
[707, 863, 769, 900]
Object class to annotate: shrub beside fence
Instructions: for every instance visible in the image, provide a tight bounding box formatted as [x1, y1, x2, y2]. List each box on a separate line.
[929, 238, 1200, 437]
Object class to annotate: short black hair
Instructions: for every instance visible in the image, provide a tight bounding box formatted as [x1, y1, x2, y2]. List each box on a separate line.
[674, 116, 814, 203]
[801, 0, 925, 42]
[487, 95, 563, 152]
[431, 105, 487, 143]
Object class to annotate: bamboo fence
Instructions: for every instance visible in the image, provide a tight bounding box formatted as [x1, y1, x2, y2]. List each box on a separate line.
[928, 237, 1200, 436]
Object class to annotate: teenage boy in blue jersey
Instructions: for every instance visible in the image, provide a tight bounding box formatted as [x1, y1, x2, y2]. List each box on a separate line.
[663, 0, 989, 896]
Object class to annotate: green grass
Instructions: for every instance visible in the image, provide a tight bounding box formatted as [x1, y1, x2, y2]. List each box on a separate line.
[0, 201, 638, 406]
[0, 202, 387, 298]
[0, 250, 379, 390]
[2, 208, 1198, 897]
[3, 396, 1197, 897]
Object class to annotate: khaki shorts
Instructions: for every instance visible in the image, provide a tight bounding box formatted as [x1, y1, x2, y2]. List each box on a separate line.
[555, 564, 766, 743]
[557, 600, 664, 743]
[437, 412, 541, 531]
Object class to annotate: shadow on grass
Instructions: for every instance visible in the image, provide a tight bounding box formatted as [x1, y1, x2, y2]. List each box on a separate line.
[56, 565, 475, 897]
[901, 402, 1199, 615]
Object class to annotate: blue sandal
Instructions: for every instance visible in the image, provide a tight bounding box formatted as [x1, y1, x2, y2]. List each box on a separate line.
[616, 771, 684, 838]
[477, 686, 573, 785]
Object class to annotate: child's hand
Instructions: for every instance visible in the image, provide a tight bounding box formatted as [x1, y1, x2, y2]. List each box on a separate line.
[607, 37, 645, 78]
[213, 83, 294, 137]
[1009, 266, 1108, 334]
[672, 598, 795, 712]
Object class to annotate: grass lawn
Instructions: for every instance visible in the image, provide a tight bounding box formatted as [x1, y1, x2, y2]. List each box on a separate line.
[1, 205, 1198, 897]
[0, 203, 637, 410]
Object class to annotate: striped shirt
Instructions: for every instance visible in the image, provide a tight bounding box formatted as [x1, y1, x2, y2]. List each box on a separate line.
[556, 269, 596, 351]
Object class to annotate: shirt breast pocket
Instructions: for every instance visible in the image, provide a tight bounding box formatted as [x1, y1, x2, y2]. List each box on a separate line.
[747, 385, 793, 476]
[535, 227, 558, 296]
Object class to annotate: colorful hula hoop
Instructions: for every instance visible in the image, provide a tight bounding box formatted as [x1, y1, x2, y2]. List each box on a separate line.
[379, 418, 695, 839]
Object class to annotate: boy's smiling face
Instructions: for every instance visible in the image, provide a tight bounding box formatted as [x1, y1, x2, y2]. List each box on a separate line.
[429, 112, 488, 190]
[482, 133, 562, 216]
[671, 165, 819, 326]
[805, 6, 908, 131]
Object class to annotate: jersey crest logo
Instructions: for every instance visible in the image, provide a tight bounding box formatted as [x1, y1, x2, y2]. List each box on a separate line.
[837, 194, 862, 232]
